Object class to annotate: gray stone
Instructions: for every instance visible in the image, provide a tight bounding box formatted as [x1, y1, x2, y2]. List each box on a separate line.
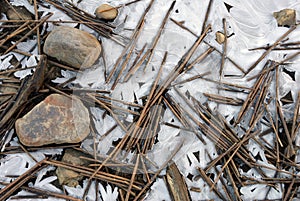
[273, 9, 296, 27]
[56, 149, 91, 187]
[43, 26, 101, 69]
[6, 6, 32, 20]
[15, 93, 90, 146]
[95, 4, 118, 21]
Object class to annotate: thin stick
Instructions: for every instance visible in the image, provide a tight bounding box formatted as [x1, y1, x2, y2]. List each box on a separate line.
[247, 51, 300, 81]
[0, 158, 47, 200]
[170, 18, 246, 74]
[133, 143, 184, 201]
[33, 0, 41, 54]
[125, 155, 140, 201]
[277, 100, 295, 157]
[21, 186, 83, 201]
[4, 13, 53, 55]
[201, 0, 214, 34]
[245, 26, 297, 75]
[143, 0, 176, 71]
[106, 0, 155, 83]
[197, 167, 226, 200]
[220, 18, 227, 77]
[111, 20, 145, 90]
[0, 21, 30, 47]
[291, 91, 300, 141]
[124, 49, 151, 81]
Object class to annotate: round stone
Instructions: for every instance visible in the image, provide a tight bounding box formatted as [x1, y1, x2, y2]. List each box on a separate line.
[43, 26, 101, 69]
[95, 4, 118, 21]
[15, 94, 90, 146]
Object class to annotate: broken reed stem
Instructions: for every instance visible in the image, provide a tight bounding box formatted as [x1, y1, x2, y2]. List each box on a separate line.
[173, 71, 211, 86]
[170, 18, 246, 74]
[125, 155, 140, 201]
[277, 100, 295, 157]
[235, 60, 274, 126]
[21, 186, 83, 201]
[247, 51, 300, 81]
[152, 25, 211, 107]
[197, 167, 226, 200]
[0, 21, 30, 47]
[265, 103, 283, 147]
[124, 43, 148, 81]
[111, 19, 145, 90]
[124, 48, 151, 81]
[4, 13, 53, 55]
[203, 93, 243, 106]
[248, 71, 273, 127]
[291, 91, 300, 141]
[201, 0, 214, 34]
[245, 26, 297, 75]
[44, 160, 142, 190]
[220, 18, 227, 77]
[0, 158, 47, 200]
[125, 52, 167, 150]
[205, 150, 234, 201]
[184, 47, 215, 73]
[143, 0, 176, 71]
[33, 0, 41, 55]
[225, 165, 242, 201]
[133, 143, 184, 201]
[86, 93, 127, 132]
[106, 0, 155, 83]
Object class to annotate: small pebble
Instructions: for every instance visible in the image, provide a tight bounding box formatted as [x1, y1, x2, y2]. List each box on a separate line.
[95, 4, 118, 21]
[215, 31, 226, 44]
[273, 9, 296, 27]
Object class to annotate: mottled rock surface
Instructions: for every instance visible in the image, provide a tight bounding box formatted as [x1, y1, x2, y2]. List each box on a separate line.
[43, 26, 101, 69]
[15, 93, 90, 146]
[95, 4, 118, 20]
[56, 149, 91, 187]
[273, 9, 296, 27]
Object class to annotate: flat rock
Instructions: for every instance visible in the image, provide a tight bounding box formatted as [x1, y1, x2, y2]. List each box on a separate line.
[15, 94, 90, 146]
[273, 9, 296, 27]
[6, 6, 32, 20]
[43, 26, 101, 69]
[95, 4, 118, 21]
[56, 149, 91, 187]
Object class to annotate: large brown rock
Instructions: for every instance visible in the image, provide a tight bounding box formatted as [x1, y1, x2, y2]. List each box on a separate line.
[15, 94, 90, 146]
[43, 26, 101, 69]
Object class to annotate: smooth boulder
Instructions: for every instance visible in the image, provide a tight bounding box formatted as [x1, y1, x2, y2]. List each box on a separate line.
[43, 26, 101, 69]
[15, 94, 90, 146]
